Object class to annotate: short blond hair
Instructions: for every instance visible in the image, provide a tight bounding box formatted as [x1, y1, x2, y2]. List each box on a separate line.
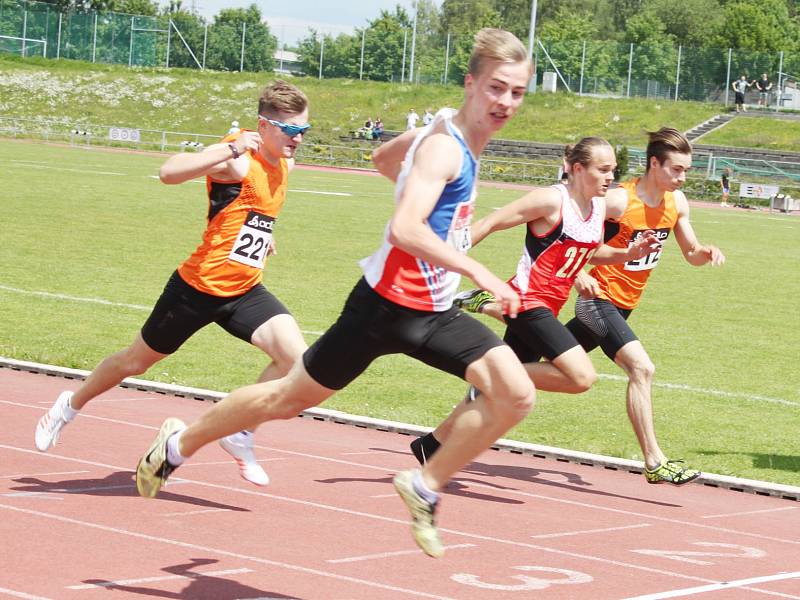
[258, 80, 308, 117]
[468, 28, 533, 78]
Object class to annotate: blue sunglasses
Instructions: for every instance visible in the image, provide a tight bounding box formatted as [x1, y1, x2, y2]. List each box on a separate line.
[258, 115, 311, 137]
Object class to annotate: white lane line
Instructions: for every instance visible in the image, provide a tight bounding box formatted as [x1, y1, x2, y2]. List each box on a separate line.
[369, 494, 398, 499]
[596, 373, 799, 408]
[66, 568, 253, 589]
[5, 484, 133, 496]
[290, 189, 352, 196]
[340, 451, 382, 456]
[0, 470, 89, 479]
[0, 285, 151, 311]
[8, 162, 126, 176]
[622, 571, 800, 600]
[182, 458, 286, 467]
[531, 523, 650, 539]
[702, 506, 799, 519]
[327, 544, 475, 564]
[0, 503, 454, 600]
[0, 285, 326, 337]
[3, 425, 799, 548]
[0, 587, 54, 600]
[1, 443, 788, 588]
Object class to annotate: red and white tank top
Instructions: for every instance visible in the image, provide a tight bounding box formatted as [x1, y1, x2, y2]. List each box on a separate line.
[509, 184, 604, 315]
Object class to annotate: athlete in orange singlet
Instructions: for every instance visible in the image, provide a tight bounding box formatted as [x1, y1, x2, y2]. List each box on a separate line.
[35, 81, 311, 487]
[565, 127, 725, 485]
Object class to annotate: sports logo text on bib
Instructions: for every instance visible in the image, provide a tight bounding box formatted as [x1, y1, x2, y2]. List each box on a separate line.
[229, 210, 274, 269]
[624, 227, 670, 272]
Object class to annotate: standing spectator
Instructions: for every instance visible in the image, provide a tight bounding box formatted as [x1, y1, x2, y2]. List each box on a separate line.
[422, 108, 434, 125]
[405, 108, 420, 130]
[755, 73, 773, 107]
[731, 75, 751, 113]
[720, 167, 732, 207]
[372, 116, 384, 140]
[227, 120, 240, 135]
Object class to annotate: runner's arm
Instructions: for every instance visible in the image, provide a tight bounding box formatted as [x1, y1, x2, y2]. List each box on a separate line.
[372, 129, 419, 183]
[471, 187, 561, 246]
[673, 191, 726, 266]
[591, 231, 660, 265]
[159, 131, 261, 184]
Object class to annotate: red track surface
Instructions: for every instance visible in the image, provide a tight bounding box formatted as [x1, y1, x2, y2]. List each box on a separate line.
[3, 367, 800, 600]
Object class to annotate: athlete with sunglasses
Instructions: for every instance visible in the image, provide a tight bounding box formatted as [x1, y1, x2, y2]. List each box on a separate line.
[35, 80, 311, 488]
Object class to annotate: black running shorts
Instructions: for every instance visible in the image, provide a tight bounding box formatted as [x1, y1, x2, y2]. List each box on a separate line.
[140, 270, 290, 354]
[303, 277, 505, 390]
[565, 297, 637, 360]
[502, 306, 580, 363]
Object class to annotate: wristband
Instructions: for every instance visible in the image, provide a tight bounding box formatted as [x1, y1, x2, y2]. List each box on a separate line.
[228, 143, 240, 159]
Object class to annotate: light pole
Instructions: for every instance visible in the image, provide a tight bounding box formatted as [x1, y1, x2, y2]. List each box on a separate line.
[528, 0, 538, 92]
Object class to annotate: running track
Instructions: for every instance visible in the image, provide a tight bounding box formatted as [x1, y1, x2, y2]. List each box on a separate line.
[2, 364, 800, 600]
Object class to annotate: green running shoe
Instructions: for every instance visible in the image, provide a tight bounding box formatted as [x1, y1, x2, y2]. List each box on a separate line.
[393, 470, 444, 558]
[453, 289, 495, 313]
[136, 418, 185, 498]
[645, 460, 701, 485]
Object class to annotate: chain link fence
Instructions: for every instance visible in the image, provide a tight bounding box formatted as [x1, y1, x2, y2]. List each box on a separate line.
[2, 0, 800, 110]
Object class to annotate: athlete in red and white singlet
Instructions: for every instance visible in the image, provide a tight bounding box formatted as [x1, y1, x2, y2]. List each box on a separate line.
[509, 183, 604, 315]
[408, 138, 665, 469]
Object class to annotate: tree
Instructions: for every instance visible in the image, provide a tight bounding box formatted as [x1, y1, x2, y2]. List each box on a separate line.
[205, 4, 275, 72]
[438, 0, 502, 82]
[360, 8, 412, 81]
[710, 0, 797, 52]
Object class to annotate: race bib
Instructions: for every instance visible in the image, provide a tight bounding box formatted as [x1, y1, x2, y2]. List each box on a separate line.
[624, 227, 670, 272]
[448, 202, 473, 253]
[228, 210, 274, 269]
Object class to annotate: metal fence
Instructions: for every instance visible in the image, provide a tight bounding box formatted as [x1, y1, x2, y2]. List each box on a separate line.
[4, 115, 798, 204]
[2, 0, 800, 110]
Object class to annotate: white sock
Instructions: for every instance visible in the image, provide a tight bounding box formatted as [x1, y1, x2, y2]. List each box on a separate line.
[412, 470, 440, 505]
[62, 396, 78, 421]
[166, 430, 186, 466]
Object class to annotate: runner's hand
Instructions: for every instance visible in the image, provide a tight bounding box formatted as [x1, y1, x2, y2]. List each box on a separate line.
[702, 245, 725, 266]
[626, 229, 661, 261]
[574, 270, 600, 299]
[232, 131, 262, 157]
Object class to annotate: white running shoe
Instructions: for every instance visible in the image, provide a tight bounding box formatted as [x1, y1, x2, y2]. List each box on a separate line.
[219, 431, 270, 486]
[35, 391, 75, 452]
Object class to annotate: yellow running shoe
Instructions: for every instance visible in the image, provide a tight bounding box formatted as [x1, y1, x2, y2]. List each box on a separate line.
[393, 469, 444, 558]
[453, 289, 495, 313]
[136, 418, 185, 498]
[645, 460, 701, 485]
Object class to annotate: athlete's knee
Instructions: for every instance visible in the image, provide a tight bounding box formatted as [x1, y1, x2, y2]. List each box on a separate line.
[495, 380, 536, 424]
[115, 346, 161, 377]
[253, 369, 329, 421]
[569, 366, 597, 393]
[625, 356, 655, 384]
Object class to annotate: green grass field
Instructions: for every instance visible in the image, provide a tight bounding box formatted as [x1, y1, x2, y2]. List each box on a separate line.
[3, 138, 799, 487]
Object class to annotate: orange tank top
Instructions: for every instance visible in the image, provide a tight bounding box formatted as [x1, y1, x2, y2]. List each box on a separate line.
[589, 178, 679, 309]
[177, 131, 288, 297]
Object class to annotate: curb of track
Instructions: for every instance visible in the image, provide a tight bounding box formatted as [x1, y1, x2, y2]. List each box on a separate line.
[5, 356, 798, 502]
